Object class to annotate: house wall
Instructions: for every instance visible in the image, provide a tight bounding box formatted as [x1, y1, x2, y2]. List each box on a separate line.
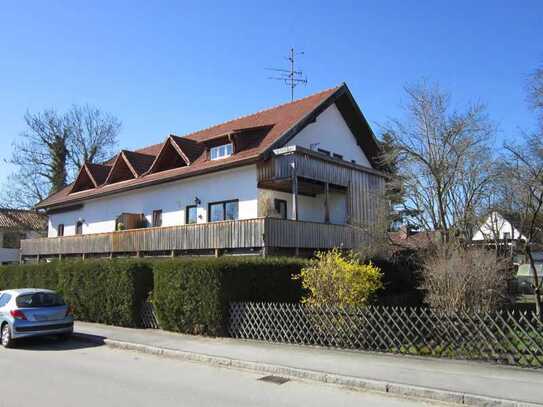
[287, 103, 372, 167]
[1, 229, 42, 264]
[45, 102, 376, 238]
[258, 189, 347, 224]
[472, 212, 526, 241]
[48, 165, 259, 237]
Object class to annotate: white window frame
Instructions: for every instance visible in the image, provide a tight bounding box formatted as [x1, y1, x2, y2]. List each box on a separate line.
[210, 143, 233, 160]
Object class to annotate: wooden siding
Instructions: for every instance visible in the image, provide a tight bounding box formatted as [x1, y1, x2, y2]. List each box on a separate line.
[21, 218, 265, 256]
[258, 146, 386, 230]
[21, 218, 369, 257]
[264, 218, 368, 249]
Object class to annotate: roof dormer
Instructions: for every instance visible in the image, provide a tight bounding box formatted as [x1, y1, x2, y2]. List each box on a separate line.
[104, 151, 139, 184]
[147, 135, 203, 174]
[70, 163, 111, 193]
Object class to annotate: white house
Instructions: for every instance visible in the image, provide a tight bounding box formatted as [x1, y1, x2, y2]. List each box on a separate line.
[23, 83, 385, 259]
[0, 209, 46, 264]
[472, 211, 526, 242]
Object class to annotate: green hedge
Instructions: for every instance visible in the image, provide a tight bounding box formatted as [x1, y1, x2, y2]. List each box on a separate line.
[152, 257, 306, 336]
[0, 262, 59, 292]
[0, 259, 153, 328]
[0, 256, 305, 333]
[57, 260, 153, 327]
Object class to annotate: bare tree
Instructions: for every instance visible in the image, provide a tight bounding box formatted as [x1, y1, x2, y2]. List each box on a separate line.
[498, 133, 543, 318]
[383, 82, 496, 241]
[3, 110, 70, 207]
[2, 106, 120, 209]
[528, 65, 543, 120]
[65, 105, 121, 172]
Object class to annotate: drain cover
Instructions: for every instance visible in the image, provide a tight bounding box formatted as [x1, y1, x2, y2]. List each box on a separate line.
[258, 375, 290, 385]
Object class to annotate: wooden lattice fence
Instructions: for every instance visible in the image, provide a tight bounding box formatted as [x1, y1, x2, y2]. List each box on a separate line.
[139, 301, 160, 329]
[229, 303, 543, 368]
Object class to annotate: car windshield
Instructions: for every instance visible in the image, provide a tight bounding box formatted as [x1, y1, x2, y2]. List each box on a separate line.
[16, 292, 65, 308]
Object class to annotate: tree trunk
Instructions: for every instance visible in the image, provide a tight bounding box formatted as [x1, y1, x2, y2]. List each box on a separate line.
[49, 137, 68, 194]
[526, 245, 542, 320]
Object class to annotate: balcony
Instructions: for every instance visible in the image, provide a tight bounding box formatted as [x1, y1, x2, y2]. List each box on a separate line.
[258, 146, 385, 228]
[20, 218, 369, 261]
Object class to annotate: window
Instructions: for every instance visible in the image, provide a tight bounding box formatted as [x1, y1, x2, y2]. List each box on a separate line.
[16, 292, 65, 308]
[75, 221, 83, 235]
[57, 224, 64, 237]
[0, 294, 11, 308]
[318, 148, 331, 156]
[274, 199, 287, 219]
[332, 153, 344, 160]
[2, 232, 23, 249]
[186, 205, 198, 224]
[503, 232, 511, 240]
[210, 143, 233, 160]
[208, 200, 239, 222]
[152, 210, 163, 227]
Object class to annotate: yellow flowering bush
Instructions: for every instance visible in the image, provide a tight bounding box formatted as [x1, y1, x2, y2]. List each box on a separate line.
[297, 248, 383, 307]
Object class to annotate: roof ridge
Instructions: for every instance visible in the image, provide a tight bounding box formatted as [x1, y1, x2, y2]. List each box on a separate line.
[181, 85, 341, 141]
[113, 86, 340, 155]
[123, 149, 156, 157]
[0, 208, 40, 213]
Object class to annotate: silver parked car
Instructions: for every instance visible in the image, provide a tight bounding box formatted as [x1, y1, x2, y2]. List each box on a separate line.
[0, 289, 74, 348]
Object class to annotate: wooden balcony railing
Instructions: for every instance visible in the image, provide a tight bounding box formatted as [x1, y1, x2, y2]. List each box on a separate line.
[20, 218, 369, 259]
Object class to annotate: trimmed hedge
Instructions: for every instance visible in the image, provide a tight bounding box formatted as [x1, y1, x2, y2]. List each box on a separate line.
[57, 260, 153, 327]
[0, 259, 153, 328]
[0, 262, 59, 291]
[152, 257, 306, 336]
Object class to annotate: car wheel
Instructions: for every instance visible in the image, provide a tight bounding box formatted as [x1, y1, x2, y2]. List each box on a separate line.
[1, 323, 14, 348]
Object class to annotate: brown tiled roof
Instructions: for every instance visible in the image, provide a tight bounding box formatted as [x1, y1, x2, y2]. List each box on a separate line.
[37, 84, 378, 209]
[389, 230, 439, 251]
[0, 209, 47, 231]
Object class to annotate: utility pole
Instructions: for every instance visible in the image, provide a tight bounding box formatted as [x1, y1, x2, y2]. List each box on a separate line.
[267, 48, 308, 101]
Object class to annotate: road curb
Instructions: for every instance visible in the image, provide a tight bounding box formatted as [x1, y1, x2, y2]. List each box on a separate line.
[72, 332, 541, 407]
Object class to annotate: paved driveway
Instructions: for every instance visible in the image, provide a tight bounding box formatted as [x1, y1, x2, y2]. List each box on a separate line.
[0, 337, 437, 407]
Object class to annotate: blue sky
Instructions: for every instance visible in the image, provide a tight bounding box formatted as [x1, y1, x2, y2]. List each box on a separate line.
[0, 1, 542, 187]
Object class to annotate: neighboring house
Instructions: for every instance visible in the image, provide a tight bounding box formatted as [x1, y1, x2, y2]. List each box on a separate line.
[22, 83, 385, 260]
[389, 226, 439, 252]
[0, 209, 46, 264]
[471, 211, 540, 263]
[472, 211, 526, 243]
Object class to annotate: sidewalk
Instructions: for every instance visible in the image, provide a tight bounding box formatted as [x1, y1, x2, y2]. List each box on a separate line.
[74, 321, 542, 406]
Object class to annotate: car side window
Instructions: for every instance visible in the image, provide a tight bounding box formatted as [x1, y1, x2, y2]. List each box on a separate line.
[0, 294, 11, 307]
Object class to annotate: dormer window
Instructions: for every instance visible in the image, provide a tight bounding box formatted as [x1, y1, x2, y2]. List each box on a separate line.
[210, 143, 233, 160]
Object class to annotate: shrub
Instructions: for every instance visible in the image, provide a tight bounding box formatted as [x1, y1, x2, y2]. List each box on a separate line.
[371, 249, 424, 306]
[0, 262, 59, 291]
[421, 241, 511, 312]
[296, 248, 383, 307]
[0, 259, 153, 328]
[152, 257, 306, 336]
[58, 259, 153, 327]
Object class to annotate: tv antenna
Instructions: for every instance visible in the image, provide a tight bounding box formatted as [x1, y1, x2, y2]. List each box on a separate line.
[267, 48, 308, 101]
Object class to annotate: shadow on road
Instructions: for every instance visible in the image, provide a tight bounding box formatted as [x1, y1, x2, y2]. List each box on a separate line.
[11, 335, 104, 351]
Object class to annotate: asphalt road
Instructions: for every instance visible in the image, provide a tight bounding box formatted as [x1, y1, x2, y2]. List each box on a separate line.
[0, 337, 439, 407]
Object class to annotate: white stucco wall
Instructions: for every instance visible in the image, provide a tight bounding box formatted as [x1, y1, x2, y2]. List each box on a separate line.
[472, 212, 526, 241]
[46, 103, 372, 237]
[258, 189, 347, 224]
[287, 103, 371, 167]
[48, 165, 259, 237]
